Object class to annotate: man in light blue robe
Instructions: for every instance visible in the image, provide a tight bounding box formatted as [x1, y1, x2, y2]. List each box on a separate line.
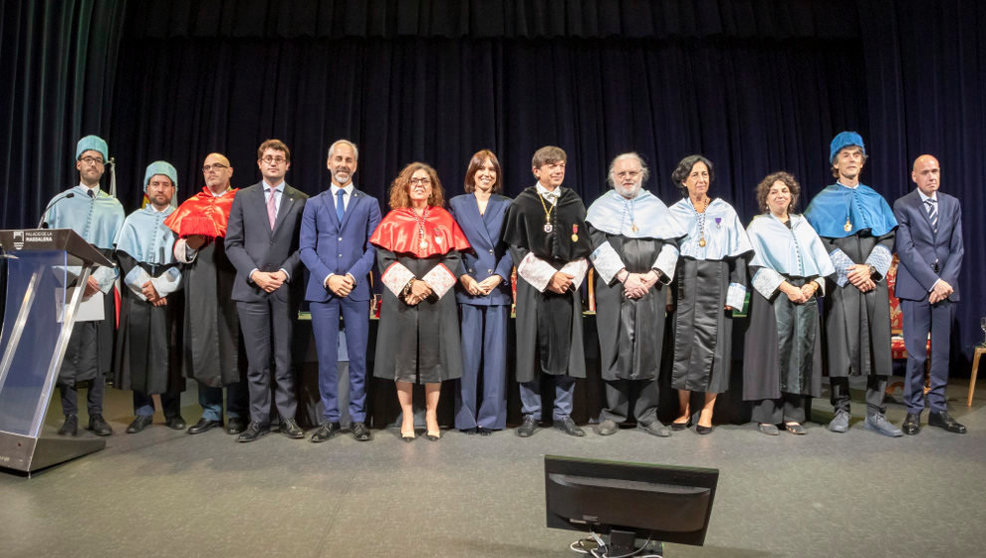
[42, 135, 125, 437]
[113, 162, 185, 434]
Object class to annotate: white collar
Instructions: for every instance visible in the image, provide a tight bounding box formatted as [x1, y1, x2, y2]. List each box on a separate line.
[917, 189, 938, 203]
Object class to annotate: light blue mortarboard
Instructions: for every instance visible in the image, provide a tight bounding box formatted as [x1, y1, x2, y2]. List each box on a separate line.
[76, 135, 109, 161]
[829, 131, 866, 164]
[143, 161, 178, 191]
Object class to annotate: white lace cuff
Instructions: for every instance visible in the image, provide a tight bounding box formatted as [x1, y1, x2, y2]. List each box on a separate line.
[752, 268, 784, 299]
[866, 244, 892, 280]
[653, 244, 679, 283]
[422, 264, 457, 298]
[560, 258, 589, 290]
[381, 262, 415, 297]
[726, 282, 747, 311]
[589, 242, 624, 284]
[517, 252, 558, 292]
[829, 248, 854, 287]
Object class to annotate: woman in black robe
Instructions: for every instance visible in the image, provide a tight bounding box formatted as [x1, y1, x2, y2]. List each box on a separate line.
[743, 172, 834, 435]
[370, 163, 471, 441]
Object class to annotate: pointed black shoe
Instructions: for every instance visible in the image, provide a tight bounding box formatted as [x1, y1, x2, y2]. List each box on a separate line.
[88, 414, 113, 436]
[126, 415, 154, 434]
[310, 422, 342, 443]
[236, 422, 269, 443]
[901, 412, 921, 435]
[928, 411, 966, 434]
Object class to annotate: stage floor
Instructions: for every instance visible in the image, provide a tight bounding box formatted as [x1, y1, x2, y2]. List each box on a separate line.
[2, 380, 984, 558]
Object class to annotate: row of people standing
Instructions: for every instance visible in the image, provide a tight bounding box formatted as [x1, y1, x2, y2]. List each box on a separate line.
[41, 130, 965, 442]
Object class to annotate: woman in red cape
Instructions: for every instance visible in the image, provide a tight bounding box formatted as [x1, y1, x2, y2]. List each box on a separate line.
[370, 162, 470, 441]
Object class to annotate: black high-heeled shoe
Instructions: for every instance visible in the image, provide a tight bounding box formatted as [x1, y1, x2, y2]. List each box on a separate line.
[695, 424, 713, 435]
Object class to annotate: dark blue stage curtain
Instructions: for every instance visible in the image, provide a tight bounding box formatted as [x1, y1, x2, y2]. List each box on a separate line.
[0, 0, 127, 229]
[3, 0, 984, 371]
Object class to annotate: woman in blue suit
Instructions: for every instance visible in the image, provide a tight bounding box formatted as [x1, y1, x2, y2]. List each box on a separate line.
[449, 150, 513, 435]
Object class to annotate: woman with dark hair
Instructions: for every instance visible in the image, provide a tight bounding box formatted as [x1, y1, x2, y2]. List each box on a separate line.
[370, 162, 471, 441]
[449, 150, 513, 435]
[743, 172, 834, 435]
[667, 155, 752, 434]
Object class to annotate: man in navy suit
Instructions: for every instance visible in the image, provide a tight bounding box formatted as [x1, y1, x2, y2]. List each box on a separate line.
[300, 139, 381, 442]
[225, 139, 308, 442]
[893, 154, 966, 435]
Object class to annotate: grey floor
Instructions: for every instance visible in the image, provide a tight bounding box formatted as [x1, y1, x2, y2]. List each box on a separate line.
[2, 380, 985, 558]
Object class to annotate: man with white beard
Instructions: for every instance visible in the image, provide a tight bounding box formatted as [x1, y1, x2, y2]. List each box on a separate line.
[585, 153, 686, 437]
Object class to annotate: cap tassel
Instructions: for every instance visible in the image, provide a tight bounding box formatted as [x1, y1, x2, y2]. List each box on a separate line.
[108, 156, 117, 197]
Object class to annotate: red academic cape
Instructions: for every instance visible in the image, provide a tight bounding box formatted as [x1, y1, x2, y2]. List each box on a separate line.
[164, 187, 239, 238]
[369, 207, 471, 257]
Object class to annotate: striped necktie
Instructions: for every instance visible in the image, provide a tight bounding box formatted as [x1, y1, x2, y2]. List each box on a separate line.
[924, 198, 938, 233]
[267, 188, 277, 230]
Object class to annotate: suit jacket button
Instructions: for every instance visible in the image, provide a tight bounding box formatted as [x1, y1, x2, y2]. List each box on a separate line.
[469, 268, 474, 273]
[338, 237, 343, 241]
[489, 249, 494, 255]
[338, 254, 343, 258]
[488, 269, 493, 274]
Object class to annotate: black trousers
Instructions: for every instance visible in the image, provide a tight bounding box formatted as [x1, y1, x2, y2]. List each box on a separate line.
[237, 297, 297, 425]
[830, 376, 887, 416]
[60, 377, 105, 417]
[751, 393, 806, 424]
[599, 378, 660, 425]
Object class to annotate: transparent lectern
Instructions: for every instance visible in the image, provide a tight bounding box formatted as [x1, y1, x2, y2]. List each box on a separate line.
[0, 229, 114, 474]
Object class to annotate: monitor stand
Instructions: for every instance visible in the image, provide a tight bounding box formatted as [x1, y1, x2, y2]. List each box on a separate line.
[569, 531, 665, 557]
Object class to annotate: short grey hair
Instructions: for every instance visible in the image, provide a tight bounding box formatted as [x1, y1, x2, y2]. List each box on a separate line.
[327, 139, 359, 162]
[607, 152, 650, 187]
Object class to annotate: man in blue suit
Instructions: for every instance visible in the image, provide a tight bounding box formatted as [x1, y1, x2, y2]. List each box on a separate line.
[225, 139, 308, 442]
[300, 139, 381, 442]
[893, 154, 966, 435]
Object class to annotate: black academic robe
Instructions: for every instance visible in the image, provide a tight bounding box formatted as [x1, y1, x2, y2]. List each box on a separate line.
[58, 247, 117, 387]
[742, 276, 823, 400]
[182, 238, 243, 387]
[502, 187, 593, 383]
[670, 257, 746, 393]
[373, 250, 464, 383]
[819, 232, 894, 378]
[590, 229, 673, 382]
[113, 252, 185, 395]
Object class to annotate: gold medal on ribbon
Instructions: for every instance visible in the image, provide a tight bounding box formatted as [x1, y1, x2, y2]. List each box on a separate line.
[843, 218, 852, 232]
[698, 237, 707, 248]
[571, 224, 579, 243]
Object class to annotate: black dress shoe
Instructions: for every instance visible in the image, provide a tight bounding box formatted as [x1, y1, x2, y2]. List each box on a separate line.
[165, 416, 186, 430]
[310, 422, 342, 443]
[476, 426, 494, 436]
[352, 422, 372, 442]
[187, 418, 222, 435]
[88, 414, 113, 436]
[225, 417, 247, 435]
[280, 418, 305, 439]
[554, 416, 586, 437]
[237, 422, 269, 443]
[126, 415, 154, 434]
[58, 415, 78, 436]
[516, 415, 538, 438]
[902, 412, 921, 435]
[460, 427, 478, 435]
[928, 411, 967, 434]
[695, 424, 714, 435]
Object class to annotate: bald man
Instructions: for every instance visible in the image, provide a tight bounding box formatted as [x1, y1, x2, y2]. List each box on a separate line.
[893, 155, 966, 434]
[167, 153, 249, 435]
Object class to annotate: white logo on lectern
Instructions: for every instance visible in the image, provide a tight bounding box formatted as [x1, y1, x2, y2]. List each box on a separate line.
[13, 230, 24, 250]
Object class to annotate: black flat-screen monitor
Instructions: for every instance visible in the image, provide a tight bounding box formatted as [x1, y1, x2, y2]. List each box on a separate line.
[545, 455, 719, 552]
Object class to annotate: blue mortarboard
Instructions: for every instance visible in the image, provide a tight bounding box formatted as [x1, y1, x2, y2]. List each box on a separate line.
[143, 161, 178, 190]
[829, 131, 866, 164]
[76, 135, 109, 161]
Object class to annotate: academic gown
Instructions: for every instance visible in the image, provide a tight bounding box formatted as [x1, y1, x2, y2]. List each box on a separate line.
[742, 214, 835, 401]
[667, 198, 752, 393]
[805, 183, 897, 378]
[586, 190, 686, 382]
[502, 186, 593, 383]
[43, 186, 125, 386]
[370, 207, 470, 383]
[113, 206, 184, 395]
[166, 188, 243, 387]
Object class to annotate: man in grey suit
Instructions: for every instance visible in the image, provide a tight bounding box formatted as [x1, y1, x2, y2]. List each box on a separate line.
[893, 154, 966, 435]
[225, 139, 309, 442]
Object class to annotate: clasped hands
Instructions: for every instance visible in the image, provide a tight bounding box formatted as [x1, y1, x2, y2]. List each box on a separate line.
[621, 269, 659, 299]
[404, 278, 434, 306]
[251, 270, 288, 293]
[461, 274, 503, 296]
[846, 264, 876, 293]
[929, 280, 953, 304]
[326, 273, 356, 297]
[781, 281, 818, 304]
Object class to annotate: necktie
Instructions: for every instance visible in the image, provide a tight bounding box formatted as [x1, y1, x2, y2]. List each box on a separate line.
[87, 189, 95, 199]
[267, 188, 277, 230]
[336, 189, 346, 222]
[925, 199, 938, 233]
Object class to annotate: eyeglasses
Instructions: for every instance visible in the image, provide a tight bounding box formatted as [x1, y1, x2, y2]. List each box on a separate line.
[409, 177, 432, 185]
[261, 155, 287, 165]
[615, 171, 641, 179]
[202, 163, 229, 172]
[79, 156, 105, 166]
